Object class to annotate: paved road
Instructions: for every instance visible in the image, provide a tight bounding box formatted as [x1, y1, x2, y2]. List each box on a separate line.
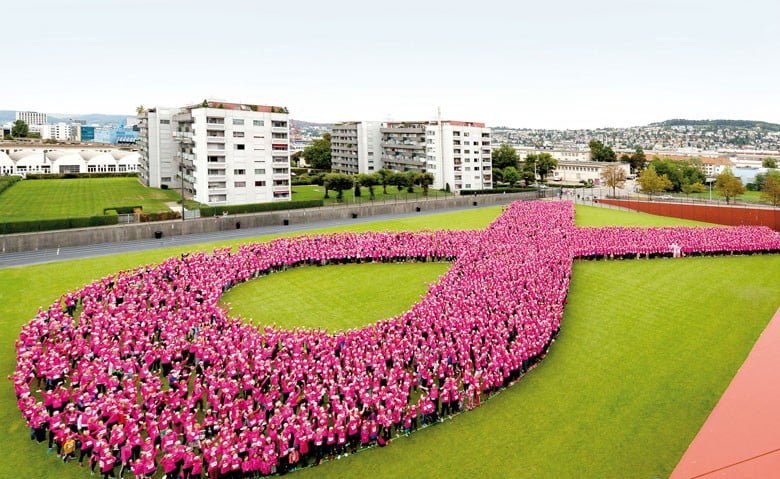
[0, 204, 497, 269]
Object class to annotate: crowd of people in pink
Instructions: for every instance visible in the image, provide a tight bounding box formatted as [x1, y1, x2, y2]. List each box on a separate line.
[11, 201, 780, 478]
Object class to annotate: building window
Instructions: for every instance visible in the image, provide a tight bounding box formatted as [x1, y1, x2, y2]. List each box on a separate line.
[255, 180, 266, 187]
[253, 120, 264, 127]
[254, 168, 266, 175]
[233, 131, 245, 138]
[233, 169, 246, 175]
[232, 119, 244, 125]
[160, 119, 170, 125]
[234, 181, 246, 187]
[235, 144, 245, 150]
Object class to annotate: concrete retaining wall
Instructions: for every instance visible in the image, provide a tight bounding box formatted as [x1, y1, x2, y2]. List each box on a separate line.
[0, 192, 542, 253]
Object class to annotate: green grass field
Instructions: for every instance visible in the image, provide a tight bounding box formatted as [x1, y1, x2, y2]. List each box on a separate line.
[0, 177, 182, 221]
[575, 204, 711, 227]
[222, 263, 451, 332]
[292, 184, 452, 205]
[0, 205, 775, 478]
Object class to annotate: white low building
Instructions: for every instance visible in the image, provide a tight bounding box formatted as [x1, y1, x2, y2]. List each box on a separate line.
[425, 121, 492, 191]
[552, 160, 629, 185]
[0, 145, 139, 176]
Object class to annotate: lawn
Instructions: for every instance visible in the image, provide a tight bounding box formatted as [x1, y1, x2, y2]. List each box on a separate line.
[576, 204, 712, 227]
[222, 263, 451, 332]
[292, 184, 452, 205]
[0, 204, 776, 478]
[0, 177, 182, 221]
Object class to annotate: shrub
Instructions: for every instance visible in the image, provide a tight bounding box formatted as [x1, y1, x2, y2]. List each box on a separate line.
[0, 176, 22, 195]
[103, 206, 142, 215]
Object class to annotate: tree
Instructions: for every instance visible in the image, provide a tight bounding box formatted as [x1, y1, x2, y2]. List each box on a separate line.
[762, 158, 778, 169]
[626, 147, 647, 172]
[323, 173, 353, 200]
[523, 153, 557, 182]
[136, 105, 146, 116]
[11, 120, 29, 138]
[492, 167, 504, 184]
[491, 143, 520, 170]
[376, 169, 394, 194]
[417, 172, 434, 196]
[588, 139, 617, 162]
[682, 182, 706, 196]
[303, 133, 332, 170]
[714, 169, 745, 204]
[356, 173, 379, 198]
[353, 176, 362, 197]
[648, 157, 706, 192]
[637, 166, 673, 197]
[290, 151, 303, 167]
[601, 164, 627, 196]
[404, 171, 418, 193]
[502, 167, 520, 187]
[760, 170, 780, 206]
[388, 172, 408, 193]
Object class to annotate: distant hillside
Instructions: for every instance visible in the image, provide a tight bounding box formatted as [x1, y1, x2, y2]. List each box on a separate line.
[0, 110, 131, 125]
[291, 119, 332, 129]
[650, 119, 780, 131]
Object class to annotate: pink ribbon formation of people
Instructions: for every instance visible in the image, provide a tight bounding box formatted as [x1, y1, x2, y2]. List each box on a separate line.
[11, 201, 780, 478]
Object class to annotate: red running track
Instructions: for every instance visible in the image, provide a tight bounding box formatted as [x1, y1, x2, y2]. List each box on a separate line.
[671, 308, 780, 478]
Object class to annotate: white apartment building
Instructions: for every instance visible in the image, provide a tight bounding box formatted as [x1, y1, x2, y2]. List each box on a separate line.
[138, 107, 177, 189]
[15, 111, 47, 126]
[380, 122, 429, 172]
[139, 101, 291, 206]
[38, 123, 79, 142]
[331, 121, 382, 174]
[425, 121, 492, 191]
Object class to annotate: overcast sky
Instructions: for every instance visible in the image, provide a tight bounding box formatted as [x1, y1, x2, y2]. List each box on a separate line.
[3, 0, 779, 128]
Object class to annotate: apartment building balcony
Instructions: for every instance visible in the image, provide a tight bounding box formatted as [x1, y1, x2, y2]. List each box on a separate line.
[381, 141, 424, 150]
[205, 122, 225, 130]
[381, 127, 425, 134]
[207, 136, 226, 143]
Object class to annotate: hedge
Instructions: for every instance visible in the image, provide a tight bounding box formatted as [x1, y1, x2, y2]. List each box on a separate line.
[0, 215, 118, 235]
[24, 172, 139, 180]
[139, 211, 181, 222]
[0, 176, 21, 195]
[459, 187, 537, 195]
[200, 199, 324, 217]
[103, 205, 142, 215]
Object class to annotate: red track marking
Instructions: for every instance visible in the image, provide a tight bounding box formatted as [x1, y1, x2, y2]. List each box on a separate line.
[671, 308, 780, 478]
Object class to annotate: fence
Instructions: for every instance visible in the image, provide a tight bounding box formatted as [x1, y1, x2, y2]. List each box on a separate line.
[597, 197, 780, 231]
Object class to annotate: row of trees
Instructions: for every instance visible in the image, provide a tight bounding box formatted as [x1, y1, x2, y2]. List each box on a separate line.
[491, 144, 558, 184]
[633, 166, 780, 205]
[317, 170, 435, 200]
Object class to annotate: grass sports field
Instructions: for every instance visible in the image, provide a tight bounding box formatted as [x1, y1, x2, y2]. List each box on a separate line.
[0, 205, 778, 478]
[0, 177, 182, 221]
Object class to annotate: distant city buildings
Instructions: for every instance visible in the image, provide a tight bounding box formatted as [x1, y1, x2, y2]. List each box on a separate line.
[139, 100, 291, 206]
[15, 111, 47, 126]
